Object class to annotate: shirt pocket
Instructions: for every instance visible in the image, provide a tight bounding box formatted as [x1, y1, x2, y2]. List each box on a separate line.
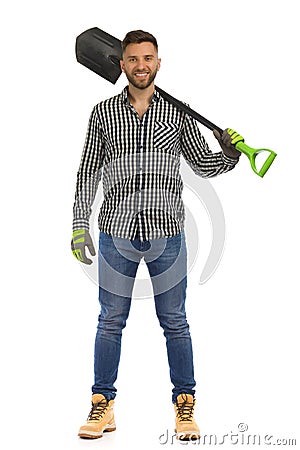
[154, 121, 180, 151]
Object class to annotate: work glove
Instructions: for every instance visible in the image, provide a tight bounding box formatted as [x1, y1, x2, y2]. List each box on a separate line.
[213, 128, 244, 159]
[71, 229, 96, 265]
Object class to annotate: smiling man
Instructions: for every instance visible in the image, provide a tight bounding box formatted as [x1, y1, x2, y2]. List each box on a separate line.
[72, 30, 244, 441]
[121, 41, 160, 89]
[120, 35, 161, 118]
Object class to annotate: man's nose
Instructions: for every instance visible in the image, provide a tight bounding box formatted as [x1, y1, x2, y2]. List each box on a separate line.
[135, 59, 147, 71]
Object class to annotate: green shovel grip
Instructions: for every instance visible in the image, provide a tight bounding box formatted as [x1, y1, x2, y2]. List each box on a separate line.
[235, 141, 277, 178]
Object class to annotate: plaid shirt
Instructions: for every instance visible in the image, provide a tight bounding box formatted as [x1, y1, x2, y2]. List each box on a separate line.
[73, 86, 238, 241]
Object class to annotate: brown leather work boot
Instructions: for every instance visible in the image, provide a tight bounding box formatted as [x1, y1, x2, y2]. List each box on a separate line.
[78, 394, 116, 439]
[174, 393, 200, 441]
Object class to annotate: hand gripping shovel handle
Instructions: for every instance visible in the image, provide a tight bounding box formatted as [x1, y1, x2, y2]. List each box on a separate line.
[156, 87, 277, 178]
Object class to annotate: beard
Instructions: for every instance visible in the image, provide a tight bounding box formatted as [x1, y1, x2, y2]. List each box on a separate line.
[124, 67, 158, 90]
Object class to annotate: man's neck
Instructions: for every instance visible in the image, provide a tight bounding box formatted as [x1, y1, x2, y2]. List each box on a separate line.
[127, 83, 155, 107]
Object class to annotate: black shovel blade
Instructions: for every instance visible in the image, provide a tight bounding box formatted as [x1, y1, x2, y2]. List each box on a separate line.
[75, 27, 123, 84]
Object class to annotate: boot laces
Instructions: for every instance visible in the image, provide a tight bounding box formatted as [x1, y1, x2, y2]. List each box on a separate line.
[176, 396, 195, 422]
[87, 399, 108, 421]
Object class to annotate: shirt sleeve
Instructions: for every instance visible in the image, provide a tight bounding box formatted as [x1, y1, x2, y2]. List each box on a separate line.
[180, 113, 239, 178]
[72, 106, 105, 231]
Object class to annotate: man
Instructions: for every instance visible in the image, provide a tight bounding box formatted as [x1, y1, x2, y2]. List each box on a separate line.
[71, 30, 243, 441]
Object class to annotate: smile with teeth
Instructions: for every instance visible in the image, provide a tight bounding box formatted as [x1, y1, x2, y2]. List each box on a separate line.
[135, 72, 149, 78]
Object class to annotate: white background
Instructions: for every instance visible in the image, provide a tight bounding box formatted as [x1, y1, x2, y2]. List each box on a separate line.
[1, 0, 299, 448]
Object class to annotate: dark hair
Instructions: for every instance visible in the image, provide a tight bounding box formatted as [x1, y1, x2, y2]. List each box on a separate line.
[122, 30, 158, 53]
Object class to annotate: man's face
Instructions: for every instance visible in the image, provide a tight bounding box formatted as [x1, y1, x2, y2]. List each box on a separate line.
[120, 42, 161, 90]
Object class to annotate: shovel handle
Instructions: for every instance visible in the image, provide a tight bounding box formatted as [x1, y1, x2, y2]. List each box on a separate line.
[155, 86, 221, 132]
[155, 86, 277, 177]
[235, 142, 277, 178]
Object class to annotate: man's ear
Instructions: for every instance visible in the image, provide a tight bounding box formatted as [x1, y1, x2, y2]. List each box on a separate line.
[120, 60, 125, 72]
[157, 58, 161, 71]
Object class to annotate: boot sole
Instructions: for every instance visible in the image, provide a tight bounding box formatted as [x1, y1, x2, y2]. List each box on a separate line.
[175, 428, 200, 441]
[78, 423, 116, 439]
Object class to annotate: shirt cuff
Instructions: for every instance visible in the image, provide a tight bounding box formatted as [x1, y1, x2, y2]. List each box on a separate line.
[72, 218, 90, 231]
[222, 153, 240, 165]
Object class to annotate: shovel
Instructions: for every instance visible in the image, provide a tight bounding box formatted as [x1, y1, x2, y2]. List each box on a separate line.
[75, 27, 277, 177]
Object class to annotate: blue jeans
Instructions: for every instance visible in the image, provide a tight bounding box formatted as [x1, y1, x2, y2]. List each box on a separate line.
[92, 231, 196, 403]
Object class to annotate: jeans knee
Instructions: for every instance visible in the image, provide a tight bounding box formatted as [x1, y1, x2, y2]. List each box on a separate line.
[157, 313, 190, 338]
[97, 311, 128, 335]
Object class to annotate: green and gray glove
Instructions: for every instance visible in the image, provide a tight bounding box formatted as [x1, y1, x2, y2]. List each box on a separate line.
[213, 128, 244, 159]
[71, 229, 96, 265]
